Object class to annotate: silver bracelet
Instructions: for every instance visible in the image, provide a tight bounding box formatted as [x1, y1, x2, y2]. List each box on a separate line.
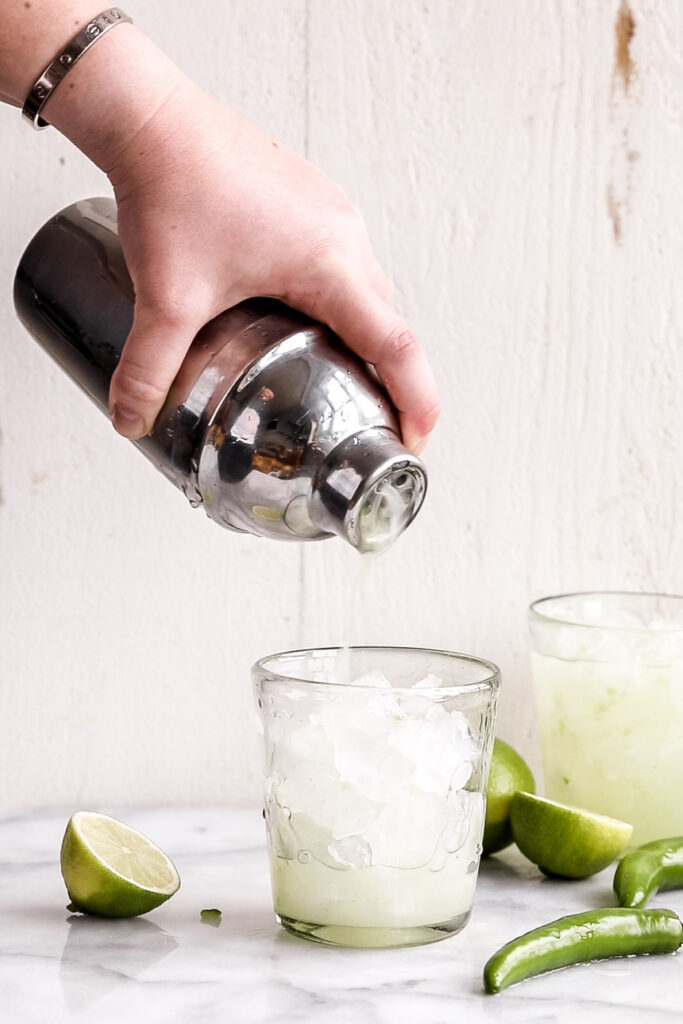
[23, 7, 133, 130]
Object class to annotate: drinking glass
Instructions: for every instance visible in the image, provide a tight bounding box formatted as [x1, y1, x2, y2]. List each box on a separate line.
[253, 646, 499, 949]
[529, 592, 683, 844]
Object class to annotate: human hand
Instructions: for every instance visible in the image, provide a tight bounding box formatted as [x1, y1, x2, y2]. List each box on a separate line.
[46, 25, 440, 452]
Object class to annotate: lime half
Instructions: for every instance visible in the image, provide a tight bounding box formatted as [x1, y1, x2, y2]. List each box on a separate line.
[60, 811, 180, 917]
[510, 792, 633, 879]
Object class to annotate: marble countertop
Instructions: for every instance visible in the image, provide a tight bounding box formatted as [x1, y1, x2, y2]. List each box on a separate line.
[2, 807, 682, 1023]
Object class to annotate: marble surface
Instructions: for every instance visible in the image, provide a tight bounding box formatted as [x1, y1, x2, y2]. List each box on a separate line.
[2, 807, 682, 1023]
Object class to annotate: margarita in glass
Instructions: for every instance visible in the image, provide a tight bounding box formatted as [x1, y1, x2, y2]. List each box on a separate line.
[530, 592, 683, 845]
[253, 647, 499, 948]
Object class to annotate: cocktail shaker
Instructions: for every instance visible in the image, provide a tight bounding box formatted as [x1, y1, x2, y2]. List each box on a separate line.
[14, 198, 426, 550]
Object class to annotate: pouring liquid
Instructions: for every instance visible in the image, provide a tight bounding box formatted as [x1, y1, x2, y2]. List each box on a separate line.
[337, 475, 414, 683]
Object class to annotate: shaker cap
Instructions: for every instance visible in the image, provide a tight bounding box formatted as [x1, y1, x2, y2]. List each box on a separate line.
[311, 427, 427, 553]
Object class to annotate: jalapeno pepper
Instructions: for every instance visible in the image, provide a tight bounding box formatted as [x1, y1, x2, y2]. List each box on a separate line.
[483, 908, 682, 994]
[614, 836, 683, 908]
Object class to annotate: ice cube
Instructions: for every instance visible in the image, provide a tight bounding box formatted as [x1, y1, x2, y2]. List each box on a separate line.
[318, 692, 395, 744]
[387, 706, 477, 797]
[276, 759, 340, 814]
[286, 810, 332, 862]
[328, 722, 415, 802]
[327, 835, 373, 869]
[348, 670, 392, 689]
[426, 791, 483, 870]
[412, 673, 443, 690]
[325, 787, 383, 838]
[449, 760, 473, 791]
[283, 797, 381, 867]
[276, 721, 337, 770]
[364, 789, 447, 868]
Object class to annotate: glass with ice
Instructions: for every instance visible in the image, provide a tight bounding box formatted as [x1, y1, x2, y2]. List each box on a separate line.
[529, 592, 683, 845]
[252, 647, 499, 948]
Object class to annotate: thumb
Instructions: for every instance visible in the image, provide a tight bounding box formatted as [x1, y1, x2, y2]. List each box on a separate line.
[109, 305, 205, 439]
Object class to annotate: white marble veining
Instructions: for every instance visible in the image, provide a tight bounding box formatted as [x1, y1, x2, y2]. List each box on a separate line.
[2, 807, 682, 1023]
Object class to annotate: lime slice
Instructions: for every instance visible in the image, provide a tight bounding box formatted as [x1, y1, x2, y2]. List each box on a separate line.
[60, 811, 180, 917]
[510, 792, 633, 879]
[483, 738, 536, 855]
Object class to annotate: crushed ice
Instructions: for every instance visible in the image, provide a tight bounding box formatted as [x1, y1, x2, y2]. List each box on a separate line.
[265, 670, 481, 870]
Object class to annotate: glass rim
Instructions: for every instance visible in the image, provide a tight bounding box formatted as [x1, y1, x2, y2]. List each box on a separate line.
[251, 645, 500, 696]
[529, 590, 683, 634]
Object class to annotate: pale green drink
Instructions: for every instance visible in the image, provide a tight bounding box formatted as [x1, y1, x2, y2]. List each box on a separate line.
[530, 593, 683, 845]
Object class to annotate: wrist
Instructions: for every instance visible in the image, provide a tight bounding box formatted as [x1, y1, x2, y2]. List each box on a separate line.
[43, 22, 190, 173]
[0, 1, 104, 105]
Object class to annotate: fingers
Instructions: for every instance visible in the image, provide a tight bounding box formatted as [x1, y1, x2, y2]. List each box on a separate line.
[300, 278, 440, 454]
[110, 272, 438, 452]
[109, 304, 205, 438]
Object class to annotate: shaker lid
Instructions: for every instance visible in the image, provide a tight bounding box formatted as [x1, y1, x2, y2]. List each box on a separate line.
[311, 427, 427, 553]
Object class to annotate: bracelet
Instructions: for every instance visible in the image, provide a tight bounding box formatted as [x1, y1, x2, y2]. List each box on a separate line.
[23, 7, 133, 130]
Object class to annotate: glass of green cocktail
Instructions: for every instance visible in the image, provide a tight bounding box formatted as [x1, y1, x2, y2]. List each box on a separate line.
[253, 647, 499, 949]
[529, 592, 683, 845]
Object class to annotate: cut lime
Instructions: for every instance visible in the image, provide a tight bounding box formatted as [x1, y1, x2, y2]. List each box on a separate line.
[510, 792, 633, 879]
[483, 738, 536, 855]
[60, 811, 180, 917]
[200, 908, 222, 927]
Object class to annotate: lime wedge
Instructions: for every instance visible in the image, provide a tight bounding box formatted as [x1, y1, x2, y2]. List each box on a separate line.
[510, 792, 633, 879]
[483, 738, 535, 855]
[60, 811, 180, 917]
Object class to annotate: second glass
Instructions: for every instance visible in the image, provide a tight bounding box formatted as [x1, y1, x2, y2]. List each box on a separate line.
[529, 592, 683, 845]
[253, 647, 499, 949]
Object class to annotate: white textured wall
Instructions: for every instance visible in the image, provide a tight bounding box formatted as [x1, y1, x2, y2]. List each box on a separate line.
[1, 0, 682, 809]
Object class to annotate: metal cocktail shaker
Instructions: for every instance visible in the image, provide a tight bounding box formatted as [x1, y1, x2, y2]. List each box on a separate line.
[14, 198, 427, 551]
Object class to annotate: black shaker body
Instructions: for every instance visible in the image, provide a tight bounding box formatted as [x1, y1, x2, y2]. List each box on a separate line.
[14, 198, 134, 412]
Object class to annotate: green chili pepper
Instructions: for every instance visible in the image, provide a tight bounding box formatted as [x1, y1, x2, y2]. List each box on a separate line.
[614, 836, 683, 908]
[483, 908, 682, 994]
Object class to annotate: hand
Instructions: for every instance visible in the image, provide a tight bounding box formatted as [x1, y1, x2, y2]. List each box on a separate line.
[106, 84, 439, 452]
